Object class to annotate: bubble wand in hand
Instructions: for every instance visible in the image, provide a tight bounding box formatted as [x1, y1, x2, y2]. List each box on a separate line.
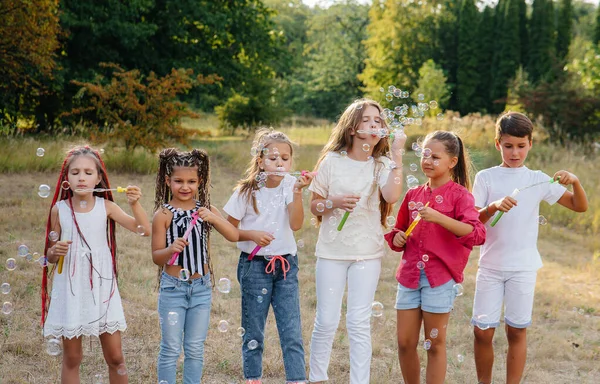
[74, 187, 128, 193]
[490, 177, 560, 227]
[167, 211, 202, 265]
[404, 202, 430, 236]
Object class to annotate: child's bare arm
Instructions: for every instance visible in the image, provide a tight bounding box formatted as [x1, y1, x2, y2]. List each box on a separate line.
[151, 209, 186, 266]
[106, 186, 151, 236]
[226, 215, 274, 246]
[199, 206, 239, 242]
[554, 171, 588, 212]
[419, 207, 474, 237]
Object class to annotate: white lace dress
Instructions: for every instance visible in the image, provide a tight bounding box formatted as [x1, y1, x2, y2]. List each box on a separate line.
[43, 197, 127, 339]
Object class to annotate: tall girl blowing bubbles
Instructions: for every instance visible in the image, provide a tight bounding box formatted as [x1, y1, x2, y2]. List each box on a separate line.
[42, 145, 151, 383]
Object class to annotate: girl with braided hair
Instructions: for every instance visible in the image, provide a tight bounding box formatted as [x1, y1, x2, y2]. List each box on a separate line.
[223, 128, 313, 384]
[42, 145, 151, 383]
[151, 148, 238, 384]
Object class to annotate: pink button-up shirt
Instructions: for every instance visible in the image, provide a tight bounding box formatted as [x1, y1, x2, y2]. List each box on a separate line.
[384, 180, 486, 289]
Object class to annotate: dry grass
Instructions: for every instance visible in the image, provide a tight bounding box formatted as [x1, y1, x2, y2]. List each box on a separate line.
[0, 122, 599, 383]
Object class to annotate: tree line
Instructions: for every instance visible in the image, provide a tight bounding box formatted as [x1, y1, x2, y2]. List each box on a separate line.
[1, 0, 599, 144]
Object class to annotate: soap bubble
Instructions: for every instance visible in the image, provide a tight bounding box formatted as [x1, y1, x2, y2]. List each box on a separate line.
[386, 216, 396, 226]
[430, 328, 439, 338]
[412, 142, 420, 151]
[217, 278, 231, 294]
[453, 283, 464, 297]
[2, 301, 13, 315]
[61, 181, 70, 190]
[325, 200, 333, 209]
[257, 296, 263, 303]
[6, 258, 16, 271]
[408, 201, 416, 210]
[457, 354, 464, 363]
[409, 163, 418, 172]
[117, 364, 127, 376]
[38, 184, 51, 198]
[422, 148, 432, 159]
[371, 301, 384, 317]
[422, 254, 429, 262]
[433, 160, 440, 167]
[538, 215, 547, 225]
[429, 100, 438, 109]
[436, 113, 444, 121]
[261, 288, 268, 295]
[17, 244, 29, 257]
[38, 256, 48, 268]
[80, 200, 87, 209]
[416, 261, 425, 270]
[167, 312, 179, 326]
[435, 195, 443, 204]
[355, 258, 365, 269]
[218, 320, 229, 333]
[237, 327, 246, 337]
[136, 225, 145, 236]
[394, 176, 402, 185]
[411, 211, 419, 220]
[340, 150, 348, 158]
[423, 339, 432, 350]
[328, 216, 338, 226]
[1, 283, 10, 294]
[310, 218, 318, 226]
[179, 269, 190, 282]
[36, 148, 45, 157]
[475, 315, 490, 330]
[46, 338, 62, 356]
[248, 339, 259, 350]
[362, 143, 370, 152]
[93, 374, 104, 384]
[418, 94, 425, 101]
[316, 202, 325, 213]
[297, 239, 305, 248]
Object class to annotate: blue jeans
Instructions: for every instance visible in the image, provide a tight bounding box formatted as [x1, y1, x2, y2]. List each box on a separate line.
[237, 252, 306, 382]
[157, 271, 212, 384]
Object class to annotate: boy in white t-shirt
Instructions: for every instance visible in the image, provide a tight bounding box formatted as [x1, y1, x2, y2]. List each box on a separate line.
[471, 112, 588, 384]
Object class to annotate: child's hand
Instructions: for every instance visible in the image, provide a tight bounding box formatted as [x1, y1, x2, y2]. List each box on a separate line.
[492, 196, 517, 213]
[553, 170, 578, 186]
[294, 172, 314, 191]
[393, 231, 407, 248]
[51, 240, 72, 260]
[417, 206, 443, 223]
[169, 238, 189, 254]
[125, 185, 142, 205]
[251, 231, 275, 247]
[196, 207, 217, 223]
[328, 194, 361, 212]
[390, 129, 407, 154]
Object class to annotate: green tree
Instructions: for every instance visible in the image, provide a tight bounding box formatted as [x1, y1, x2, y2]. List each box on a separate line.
[476, 6, 495, 112]
[413, 60, 451, 115]
[361, 0, 439, 96]
[434, 0, 461, 111]
[528, 0, 556, 83]
[556, 0, 574, 60]
[0, 0, 60, 127]
[457, 0, 481, 115]
[517, 0, 529, 66]
[595, 3, 600, 44]
[491, 0, 521, 112]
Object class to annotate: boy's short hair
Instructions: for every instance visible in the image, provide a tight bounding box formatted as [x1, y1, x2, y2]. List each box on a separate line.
[495, 111, 533, 141]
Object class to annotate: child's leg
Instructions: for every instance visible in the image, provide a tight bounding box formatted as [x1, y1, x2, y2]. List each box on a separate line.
[271, 254, 306, 383]
[422, 311, 450, 384]
[182, 274, 212, 384]
[396, 309, 422, 384]
[61, 336, 83, 384]
[503, 270, 537, 384]
[157, 272, 188, 383]
[237, 255, 274, 381]
[345, 258, 381, 384]
[471, 267, 504, 384]
[308, 258, 348, 383]
[99, 331, 127, 384]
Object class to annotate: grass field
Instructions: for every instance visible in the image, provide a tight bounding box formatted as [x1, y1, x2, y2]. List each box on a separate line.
[0, 117, 598, 383]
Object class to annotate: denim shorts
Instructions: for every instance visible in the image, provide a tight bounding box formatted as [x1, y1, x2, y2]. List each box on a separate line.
[395, 270, 457, 313]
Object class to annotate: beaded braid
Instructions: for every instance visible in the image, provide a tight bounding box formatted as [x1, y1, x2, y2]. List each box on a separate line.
[41, 145, 117, 326]
[154, 148, 214, 286]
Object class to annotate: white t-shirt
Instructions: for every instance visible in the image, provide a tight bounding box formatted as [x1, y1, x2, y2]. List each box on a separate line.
[473, 166, 566, 271]
[223, 174, 298, 256]
[308, 152, 392, 260]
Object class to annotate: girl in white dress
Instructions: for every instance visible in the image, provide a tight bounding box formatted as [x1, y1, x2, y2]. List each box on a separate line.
[41, 146, 151, 383]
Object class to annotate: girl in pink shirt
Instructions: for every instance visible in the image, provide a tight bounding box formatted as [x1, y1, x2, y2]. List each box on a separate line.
[384, 131, 485, 384]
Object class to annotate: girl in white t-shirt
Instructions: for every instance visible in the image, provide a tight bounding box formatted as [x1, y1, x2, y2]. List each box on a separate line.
[224, 128, 313, 384]
[308, 99, 406, 384]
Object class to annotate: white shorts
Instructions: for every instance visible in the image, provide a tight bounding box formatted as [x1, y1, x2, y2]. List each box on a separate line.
[471, 267, 537, 329]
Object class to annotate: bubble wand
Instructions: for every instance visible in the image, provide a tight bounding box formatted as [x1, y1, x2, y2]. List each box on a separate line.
[74, 187, 128, 193]
[167, 211, 202, 265]
[490, 177, 560, 227]
[404, 202, 430, 236]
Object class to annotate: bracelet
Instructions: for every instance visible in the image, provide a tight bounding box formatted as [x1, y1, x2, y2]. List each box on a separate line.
[485, 205, 492, 218]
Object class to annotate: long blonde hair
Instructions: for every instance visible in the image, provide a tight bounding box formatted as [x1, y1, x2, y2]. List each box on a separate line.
[313, 98, 393, 226]
[235, 128, 295, 214]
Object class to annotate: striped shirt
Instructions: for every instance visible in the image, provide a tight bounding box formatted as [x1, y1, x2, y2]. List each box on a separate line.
[164, 201, 209, 275]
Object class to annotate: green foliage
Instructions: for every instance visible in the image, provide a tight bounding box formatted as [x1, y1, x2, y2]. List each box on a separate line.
[556, 0, 574, 60]
[361, 0, 439, 95]
[457, 0, 481, 114]
[491, 0, 522, 113]
[518, 0, 529, 68]
[413, 60, 451, 115]
[596, 3, 600, 44]
[528, 0, 556, 84]
[434, 0, 460, 111]
[66, 63, 214, 152]
[215, 93, 252, 134]
[477, 7, 495, 113]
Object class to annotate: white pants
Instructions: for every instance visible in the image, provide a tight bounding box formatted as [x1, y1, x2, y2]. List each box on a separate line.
[309, 257, 381, 384]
